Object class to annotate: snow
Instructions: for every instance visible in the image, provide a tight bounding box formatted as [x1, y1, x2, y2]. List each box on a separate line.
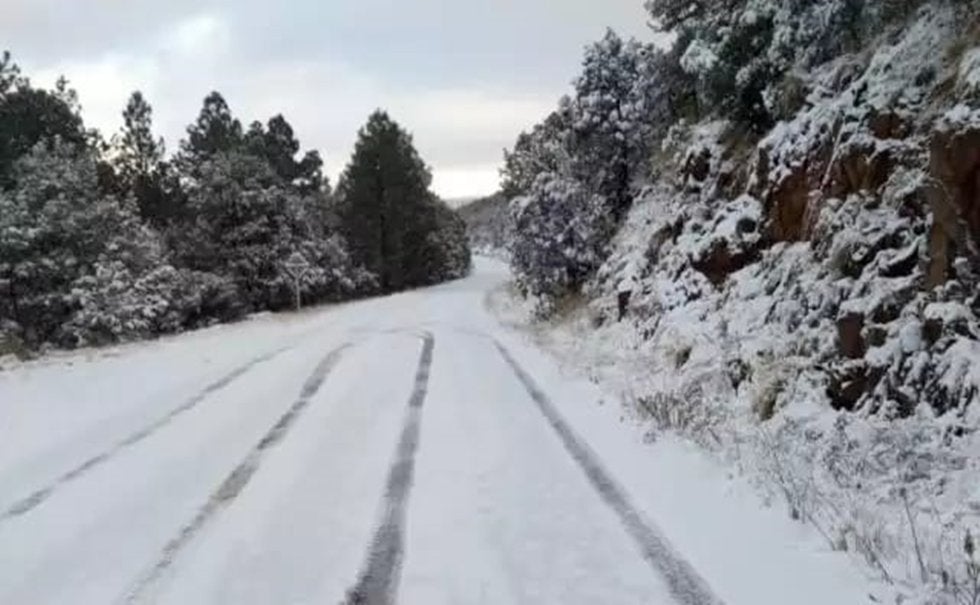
[489, 287, 881, 604]
[0, 258, 880, 604]
[959, 47, 980, 95]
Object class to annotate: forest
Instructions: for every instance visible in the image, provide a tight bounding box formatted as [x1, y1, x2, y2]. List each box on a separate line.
[0, 55, 469, 353]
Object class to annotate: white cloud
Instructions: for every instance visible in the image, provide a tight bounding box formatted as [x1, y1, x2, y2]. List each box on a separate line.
[30, 25, 549, 199]
[433, 165, 501, 201]
[11, 0, 658, 198]
[163, 13, 229, 56]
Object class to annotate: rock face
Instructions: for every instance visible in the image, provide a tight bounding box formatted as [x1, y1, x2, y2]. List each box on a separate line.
[837, 312, 867, 360]
[926, 115, 980, 286]
[754, 144, 828, 242]
[585, 7, 980, 421]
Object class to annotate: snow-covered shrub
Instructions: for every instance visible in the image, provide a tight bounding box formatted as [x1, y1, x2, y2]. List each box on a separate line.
[635, 383, 730, 448]
[175, 151, 376, 312]
[64, 262, 181, 347]
[510, 174, 612, 315]
[0, 141, 176, 348]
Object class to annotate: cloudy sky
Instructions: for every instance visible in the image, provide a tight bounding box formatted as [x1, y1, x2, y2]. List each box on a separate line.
[3, 0, 654, 199]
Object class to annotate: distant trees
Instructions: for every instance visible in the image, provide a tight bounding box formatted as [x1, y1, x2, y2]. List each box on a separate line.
[337, 111, 470, 293]
[0, 54, 468, 354]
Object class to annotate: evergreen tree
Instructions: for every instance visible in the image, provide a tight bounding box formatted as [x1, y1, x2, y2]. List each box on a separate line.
[113, 91, 180, 225]
[0, 61, 86, 188]
[336, 111, 431, 292]
[117, 92, 163, 182]
[570, 30, 662, 219]
[178, 92, 243, 172]
[0, 51, 23, 97]
[0, 141, 180, 347]
[502, 103, 574, 199]
[243, 114, 325, 193]
[337, 111, 469, 291]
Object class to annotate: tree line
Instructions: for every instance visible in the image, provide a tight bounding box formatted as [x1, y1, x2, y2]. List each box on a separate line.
[0, 52, 470, 352]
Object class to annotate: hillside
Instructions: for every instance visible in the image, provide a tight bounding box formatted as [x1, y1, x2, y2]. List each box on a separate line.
[458, 193, 511, 254]
[488, 1, 980, 602]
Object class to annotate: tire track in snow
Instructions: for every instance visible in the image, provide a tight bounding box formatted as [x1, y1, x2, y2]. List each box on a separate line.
[343, 333, 434, 605]
[494, 341, 726, 605]
[121, 343, 350, 605]
[0, 345, 293, 522]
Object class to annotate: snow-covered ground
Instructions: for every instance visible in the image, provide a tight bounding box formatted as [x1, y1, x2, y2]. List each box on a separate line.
[0, 258, 878, 604]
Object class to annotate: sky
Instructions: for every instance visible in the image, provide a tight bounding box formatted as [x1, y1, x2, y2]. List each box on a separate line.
[2, 0, 655, 199]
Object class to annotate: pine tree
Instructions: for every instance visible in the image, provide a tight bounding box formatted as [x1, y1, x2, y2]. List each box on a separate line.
[243, 114, 325, 193]
[337, 111, 469, 292]
[117, 92, 163, 182]
[570, 30, 664, 219]
[112, 91, 181, 226]
[336, 111, 430, 292]
[0, 141, 180, 347]
[502, 102, 574, 199]
[178, 92, 243, 172]
[0, 65, 86, 188]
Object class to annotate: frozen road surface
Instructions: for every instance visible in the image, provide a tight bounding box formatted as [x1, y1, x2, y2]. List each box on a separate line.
[0, 259, 874, 604]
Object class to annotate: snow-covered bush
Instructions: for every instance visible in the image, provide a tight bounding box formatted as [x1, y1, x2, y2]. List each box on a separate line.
[0, 141, 177, 348]
[175, 151, 375, 312]
[510, 174, 612, 315]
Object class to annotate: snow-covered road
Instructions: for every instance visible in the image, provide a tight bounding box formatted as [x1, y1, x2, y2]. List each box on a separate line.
[0, 259, 875, 604]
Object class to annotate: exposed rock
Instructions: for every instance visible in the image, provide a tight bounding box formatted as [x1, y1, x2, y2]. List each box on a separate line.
[868, 108, 912, 140]
[837, 312, 867, 359]
[866, 324, 889, 348]
[827, 361, 883, 411]
[926, 113, 980, 285]
[684, 146, 712, 185]
[763, 158, 818, 241]
[825, 142, 894, 200]
[691, 240, 760, 286]
[756, 132, 834, 242]
[923, 317, 944, 345]
[879, 243, 920, 278]
[925, 217, 954, 288]
[870, 284, 918, 324]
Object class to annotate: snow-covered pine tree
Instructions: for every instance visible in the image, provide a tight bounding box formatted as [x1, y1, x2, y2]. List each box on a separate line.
[569, 29, 664, 219]
[244, 114, 326, 193]
[0, 141, 187, 348]
[176, 92, 244, 175]
[111, 91, 184, 227]
[503, 30, 677, 313]
[0, 58, 86, 188]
